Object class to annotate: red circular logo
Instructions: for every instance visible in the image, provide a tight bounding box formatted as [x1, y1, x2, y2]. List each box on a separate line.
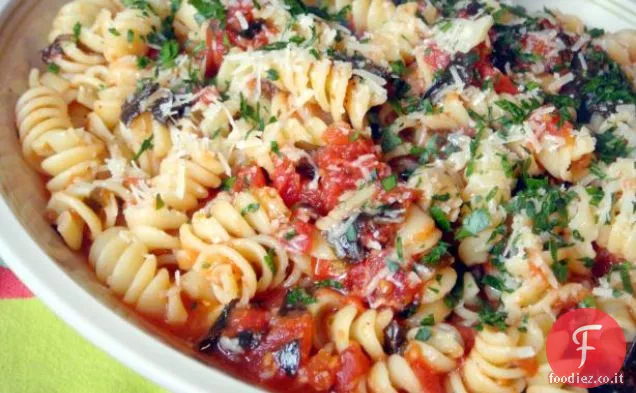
[546, 308, 626, 388]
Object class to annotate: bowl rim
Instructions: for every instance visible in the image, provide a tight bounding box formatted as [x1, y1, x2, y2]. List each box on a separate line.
[0, 0, 635, 392]
[0, 0, 263, 388]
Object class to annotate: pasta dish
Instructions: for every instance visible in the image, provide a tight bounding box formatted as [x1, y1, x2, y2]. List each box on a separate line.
[14, 0, 636, 391]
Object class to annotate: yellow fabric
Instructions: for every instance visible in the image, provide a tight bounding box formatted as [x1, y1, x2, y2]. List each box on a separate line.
[0, 299, 166, 393]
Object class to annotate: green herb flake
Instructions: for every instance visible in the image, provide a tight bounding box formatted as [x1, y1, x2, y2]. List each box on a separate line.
[387, 260, 400, 273]
[189, 0, 226, 25]
[286, 287, 317, 307]
[284, 229, 298, 240]
[396, 236, 404, 261]
[381, 174, 397, 191]
[482, 275, 512, 293]
[456, 208, 490, 240]
[420, 241, 449, 265]
[551, 260, 569, 284]
[47, 63, 60, 74]
[578, 295, 597, 309]
[73, 22, 81, 42]
[476, 304, 508, 331]
[266, 69, 279, 81]
[380, 130, 402, 153]
[240, 203, 260, 216]
[158, 40, 180, 68]
[132, 135, 154, 162]
[390, 60, 406, 76]
[264, 249, 277, 274]
[314, 279, 344, 289]
[155, 194, 165, 210]
[415, 327, 432, 342]
[221, 176, 236, 191]
[270, 140, 281, 156]
[420, 314, 435, 326]
[430, 206, 451, 232]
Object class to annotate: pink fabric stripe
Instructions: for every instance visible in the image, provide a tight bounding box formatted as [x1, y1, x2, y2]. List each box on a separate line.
[0, 266, 33, 299]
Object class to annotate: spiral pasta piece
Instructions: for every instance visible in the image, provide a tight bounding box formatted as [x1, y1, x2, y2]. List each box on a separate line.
[191, 187, 291, 241]
[49, 0, 118, 54]
[124, 202, 188, 251]
[150, 150, 225, 211]
[445, 327, 533, 393]
[103, 8, 159, 62]
[219, 48, 387, 130]
[328, 303, 394, 361]
[179, 237, 290, 305]
[16, 84, 73, 167]
[46, 190, 104, 250]
[408, 163, 463, 223]
[522, 315, 589, 393]
[89, 227, 187, 324]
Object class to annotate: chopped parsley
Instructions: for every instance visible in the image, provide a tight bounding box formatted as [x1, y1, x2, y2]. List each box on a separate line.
[551, 260, 569, 284]
[221, 176, 236, 191]
[47, 63, 60, 74]
[496, 98, 541, 126]
[595, 128, 633, 164]
[189, 0, 226, 25]
[456, 208, 491, 240]
[314, 280, 344, 289]
[132, 135, 154, 162]
[264, 249, 277, 274]
[239, 94, 267, 130]
[415, 327, 432, 342]
[420, 314, 435, 326]
[420, 241, 449, 265]
[585, 186, 604, 207]
[380, 130, 402, 153]
[396, 236, 404, 261]
[390, 60, 406, 76]
[284, 229, 298, 240]
[381, 174, 397, 191]
[73, 22, 81, 42]
[270, 140, 281, 156]
[266, 69, 279, 81]
[612, 263, 634, 294]
[285, 288, 317, 307]
[127, 29, 135, 43]
[240, 203, 260, 216]
[482, 275, 512, 293]
[578, 295, 597, 309]
[429, 206, 451, 232]
[158, 40, 180, 68]
[476, 303, 508, 331]
[155, 194, 165, 210]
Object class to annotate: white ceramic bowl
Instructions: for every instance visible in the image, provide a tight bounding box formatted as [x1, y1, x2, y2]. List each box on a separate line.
[0, 1, 633, 392]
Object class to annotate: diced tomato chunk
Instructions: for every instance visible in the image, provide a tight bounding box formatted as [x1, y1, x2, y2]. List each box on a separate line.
[224, 308, 270, 337]
[258, 313, 314, 363]
[313, 258, 347, 281]
[272, 157, 303, 206]
[422, 44, 451, 72]
[279, 220, 315, 254]
[234, 165, 267, 192]
[205, 22, 227, 78]
[410, 359, 445, 393]
[304, 348, 340, 391]
[476, 60, 519, 95]
[335, 343, 371, 393]
[452, 324, 476, 355]
[346, 250, 422, 310]
[593, 245, 625, 278]
[226, 4, 270, 49]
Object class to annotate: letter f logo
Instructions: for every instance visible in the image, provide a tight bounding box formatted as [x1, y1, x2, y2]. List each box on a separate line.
[572, 324, 603, 368]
